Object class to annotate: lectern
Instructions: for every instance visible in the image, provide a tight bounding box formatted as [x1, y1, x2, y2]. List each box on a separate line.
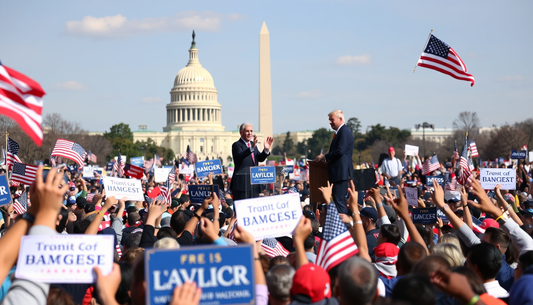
[308, 161, 329, 208]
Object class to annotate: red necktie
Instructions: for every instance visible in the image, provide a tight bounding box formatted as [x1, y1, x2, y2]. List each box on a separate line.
[247, 142, 255, 164]
[333, 133, 336, 140]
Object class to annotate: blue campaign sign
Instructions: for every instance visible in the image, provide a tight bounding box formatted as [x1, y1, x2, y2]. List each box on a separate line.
[511, 150, 527, 159]
[189, 185, 219, 204]
[412, 207, 437, 224]
[195, 160, 223, 178]
[145, 244, 255, 305]
[436, 208, 448, 222]
[250, 166, 276, 185]
[130, 156, 145, 167]
[0, 174, 12, 207]
[426, 175, 445, 189]
[282, 165, 294, 174]
[106, 162, 114, 171]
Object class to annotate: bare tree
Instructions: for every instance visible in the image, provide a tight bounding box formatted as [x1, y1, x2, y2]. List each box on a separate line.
[453, 111, 480, 137]
[484, 124, 528, 160]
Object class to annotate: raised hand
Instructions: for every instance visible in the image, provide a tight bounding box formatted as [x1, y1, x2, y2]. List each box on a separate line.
[94, 264, 121, 305]
[347, 180, 360, 214]
[385, 184, 409, 221]
[293, 216, 312, 245]
[264, 136, 273, 151]
[30, 166, 68, 228]
[170, 282, 202, 305]
[466, 178, 502, 218]
[430, 268, 476, 303]
[234, 225, 255, 244]
[318, 181, 333, 204]
[430, 180, 446, 209]
[200, 218, 219, 243]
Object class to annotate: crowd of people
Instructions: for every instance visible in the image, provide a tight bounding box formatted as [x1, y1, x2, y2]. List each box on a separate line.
[0, 138, 533, 305]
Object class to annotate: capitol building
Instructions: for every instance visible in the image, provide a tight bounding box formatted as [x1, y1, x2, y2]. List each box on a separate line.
[133, 28, 272, 164]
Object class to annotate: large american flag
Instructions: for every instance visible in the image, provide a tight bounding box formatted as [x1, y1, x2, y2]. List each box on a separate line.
[3, 138, 22, 170]
[417, 34, 475, 86]
[184, 145, 197, 164]
[458, 136, 472, 186]
[13, 191, 28, 214]
[113, 152, 125, 177]
[316, 203, 359, 272]
[0, 62, 45, 146]
[422, 155, 440, 175]
[11, 162, 37, 185]
[469, 141, 479, 157]
[160, 165, 176, 204]
[261, 238, 289, 257]
[124, 163, 143, 179]
[51, 139, 87, 166]
[88, 151, 97, 163]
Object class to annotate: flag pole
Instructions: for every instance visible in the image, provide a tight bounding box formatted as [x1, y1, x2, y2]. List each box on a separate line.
[413, 29, 433, 73]
[5, 131, 10, 183]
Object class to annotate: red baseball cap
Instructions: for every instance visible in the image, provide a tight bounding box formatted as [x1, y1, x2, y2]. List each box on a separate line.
[479, 218, 499, 230]
[291, 264, 331, 303]
[388, 147, 395, 153]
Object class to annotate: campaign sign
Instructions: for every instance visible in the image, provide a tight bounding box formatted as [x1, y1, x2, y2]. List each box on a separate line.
[0, 174, 12, 207]
[281, 165, 294, 174]
[145, 244, 255, 305]
[130, 156, 145, 167]
[250, 166, 276, 185]
[480, 169, 516, 190]
[189, 185, 220, 204]
[16, 234, 114, 283]
[154, 168, 172, 183]
[412, 207, 437, 224]
[405, 187, 418, 207]
[437, 208, 449, 222]
[511, 150, 526, 159]
[83, 166, 94, 178]
[235, 193, 302, 240]
[103, 177, 144, 201]
[194, 160, 223, 178]
[179, 163, 194, 176]
[405, 145, 419, 156]
[426, 175, 445, 190]
[106, 162, 113, 171]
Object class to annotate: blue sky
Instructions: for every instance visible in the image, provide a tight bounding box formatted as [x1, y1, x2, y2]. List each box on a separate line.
[1, 1, 532, 135]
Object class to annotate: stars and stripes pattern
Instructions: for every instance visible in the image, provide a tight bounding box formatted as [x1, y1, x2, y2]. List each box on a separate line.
[520, 144, 527, 151]
[422, 155, 440, 175]
[13, 191, 28, 214]
[184, 145, 197, 164]
[86, 193, 96, 203]
[261, 238, 290, 257]
[3, 138, 22, 170]
[88, 151, 97, 163]
[445, 174, 457, 191]
[113, 153, 125, 177]
[124, 163, 143, 179]
[0, 62, 45, 145]
[469, 141, 479, 157]
[160, 165, 176, 204]
[51, 139, 87, 166]
[316, 203, 359, 272]
[417, 34, 475, 86]
[10, 162, 37, 185]
[458, 136, 472, 186]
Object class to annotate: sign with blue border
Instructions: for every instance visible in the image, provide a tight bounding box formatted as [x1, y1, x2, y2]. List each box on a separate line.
[189, 185, 219, 204]
[412, 207, 437, 224]
[145, 244, 255, 305]
[250, 166, 276, 184]
[511, 150, 527, 159]
[0, 174, 11, 207]
[130, 156, 145, 167]
[195, 160, 223, 178]
[426, 175, 445, 189]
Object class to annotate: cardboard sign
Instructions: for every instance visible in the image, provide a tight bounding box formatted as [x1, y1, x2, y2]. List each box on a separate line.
[103, 177, 144, 201]
[480, 168, 516, 190]
[405, 187, 418, 207]
[405, 145, 419, 156]
[16, 234, 114, 283]
[511, 150, 527, 159]
[145, 244, 255, 305]
[0, 174, 12, 207]
[83, 166, 94, 178]
[426, 175, 445, 190]
[235, 193, 302, 240]
[412, 207, 437, 224]
[195, 160, 223, 178]
[189, 185, 220, 204]
[154, 168, 172, 183]
[250, 166, 276, 184]
[130, 156, 145, 167]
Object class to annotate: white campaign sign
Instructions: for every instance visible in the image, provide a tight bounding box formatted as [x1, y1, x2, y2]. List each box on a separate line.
[83, 166, 94, 178]
[103, 177, 144, 201]
[178, 163, 194, 176]
[530, 151, 533, 162]
[404, 145, 419, 156]
[235, 193, 302, 240]
[154, 167, 172, 182]
[480, 169, 516, 190]
[405, 187, 418, 207]
[16, 234, 114, 283]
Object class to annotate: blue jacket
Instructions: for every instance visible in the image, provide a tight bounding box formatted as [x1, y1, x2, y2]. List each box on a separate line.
[325, 124, 354, 183]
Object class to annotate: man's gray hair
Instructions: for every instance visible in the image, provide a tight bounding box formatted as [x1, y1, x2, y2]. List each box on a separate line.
[328, 110, 344, 119]
[266, 264, 295, 302]
[337, 256, 378, 305]
[239, 123, 253, 132]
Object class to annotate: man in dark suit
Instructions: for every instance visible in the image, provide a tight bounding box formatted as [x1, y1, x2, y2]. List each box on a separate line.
[316, 110, 354, 214]
[230, 123, 274, 201]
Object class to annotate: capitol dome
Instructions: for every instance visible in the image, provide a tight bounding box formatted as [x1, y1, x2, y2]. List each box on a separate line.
[165, 31, 224, 132]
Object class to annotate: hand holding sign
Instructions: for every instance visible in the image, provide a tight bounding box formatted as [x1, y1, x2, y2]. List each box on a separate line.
[385, 185, 409, 220]
[170, 282, 202, 305]
[94, 263, 121, 305]
[466, 178, 502, 218]
[146, 200, 167, 226]
[200, 218, 220, 243]
[234, 225, 255, 244]
[430, 180, 446, 209]
[31, 165, 67, 228]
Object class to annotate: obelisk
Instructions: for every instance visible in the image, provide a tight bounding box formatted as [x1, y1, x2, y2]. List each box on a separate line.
[259, 22, 273, 137]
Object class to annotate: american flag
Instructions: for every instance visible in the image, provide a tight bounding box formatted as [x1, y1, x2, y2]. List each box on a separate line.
[13, 191, 28, 214]
[316, 203, 359, 272]
[124, 163, 143, 179]
[417, 34, 475, 86]
[180, 156, 190, 166]
[86, 193, 96, 203]
[458, 136, 472, 186]
[261, 238, 289, 257]
[422, 155, 440, 175]
[51, 139, 87, 166]
[160, 165, 176, 204]
[469, 141, 479, 157]
[11, 162, 37, 185]
[0, 62, 45, 145]
[113, 152, 125, 177]
[3, 138, 22, 170]
[520, 144, 527, 151]
[184, 145, 197, 164]
[88, 151, 97, 163]
[445, 174, 457, 191]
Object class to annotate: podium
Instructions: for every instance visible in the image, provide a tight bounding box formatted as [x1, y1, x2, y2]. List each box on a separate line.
[308, 161, 329, 207]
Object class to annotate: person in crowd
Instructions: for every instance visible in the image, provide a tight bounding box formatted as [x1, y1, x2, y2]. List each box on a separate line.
[381, 147, 403, 186]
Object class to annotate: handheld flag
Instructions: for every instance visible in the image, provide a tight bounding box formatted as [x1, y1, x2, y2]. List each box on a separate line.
[51, 139, 87, 166]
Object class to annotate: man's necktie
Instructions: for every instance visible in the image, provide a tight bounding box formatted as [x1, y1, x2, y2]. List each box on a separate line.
[247, 142, 255, 164]
[333, 133, 336, 140]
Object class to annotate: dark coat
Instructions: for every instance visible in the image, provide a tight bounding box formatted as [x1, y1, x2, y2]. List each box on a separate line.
[325, 124, 354, 182]
[230, 138, 269, 192]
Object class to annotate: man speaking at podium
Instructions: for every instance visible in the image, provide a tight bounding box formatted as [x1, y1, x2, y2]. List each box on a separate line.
[230, 123, 274, 201]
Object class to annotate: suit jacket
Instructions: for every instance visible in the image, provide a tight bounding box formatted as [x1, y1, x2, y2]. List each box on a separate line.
[230, 138, 270, 192]
[325, 124, 354, 183]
